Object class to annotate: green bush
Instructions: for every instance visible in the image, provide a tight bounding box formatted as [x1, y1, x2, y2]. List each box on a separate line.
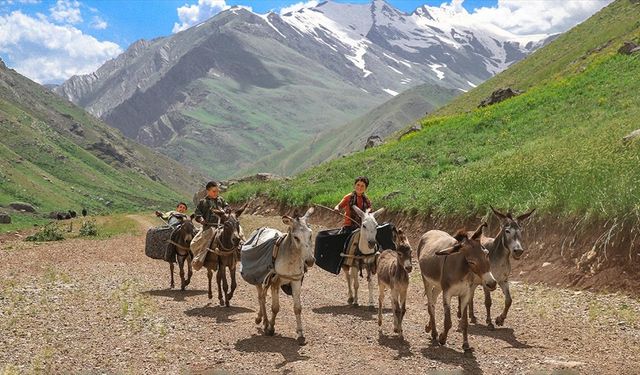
[79, 220, 98, 237]
[25, 223, 65, 242]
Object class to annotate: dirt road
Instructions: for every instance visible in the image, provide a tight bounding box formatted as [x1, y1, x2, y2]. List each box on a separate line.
[1, 214, 638, 374]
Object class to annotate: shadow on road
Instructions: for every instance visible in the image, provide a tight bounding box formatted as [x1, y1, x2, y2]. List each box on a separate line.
[312, 304, 391, 321]
[467, 325, 545, 350]
[235, 334, 310, 369]
[142, 288, 208, 302]
[422, 343, 483, 375]
[377, 330, 414, 360]
[184, 303, 253, 324]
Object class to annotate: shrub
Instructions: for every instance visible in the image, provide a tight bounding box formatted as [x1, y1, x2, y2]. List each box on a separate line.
[79, 220, 98, 237]
[25, 224, 64, 242]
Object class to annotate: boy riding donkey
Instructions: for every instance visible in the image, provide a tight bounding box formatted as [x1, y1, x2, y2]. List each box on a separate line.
[191, 181, 230, 270]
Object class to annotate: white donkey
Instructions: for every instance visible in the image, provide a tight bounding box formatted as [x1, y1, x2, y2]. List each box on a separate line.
[341, 206, 384, 307]
[255, 207, 316, 345]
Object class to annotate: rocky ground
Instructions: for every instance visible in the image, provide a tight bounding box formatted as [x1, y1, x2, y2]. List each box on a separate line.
[0, 214, 639, 374]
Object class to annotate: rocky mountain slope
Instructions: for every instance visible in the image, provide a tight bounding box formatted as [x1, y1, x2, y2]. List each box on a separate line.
[55, 0, 550, 178]
[0, 58, 204, 214]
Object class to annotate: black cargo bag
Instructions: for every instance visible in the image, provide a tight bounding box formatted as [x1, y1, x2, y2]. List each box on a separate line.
[376, 223, 396, 251]
[145, 226, 174, 261]
[314, 229, 351, 275]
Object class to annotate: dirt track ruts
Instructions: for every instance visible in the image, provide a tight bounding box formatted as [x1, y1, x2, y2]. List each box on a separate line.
[1, 214, 639, 374]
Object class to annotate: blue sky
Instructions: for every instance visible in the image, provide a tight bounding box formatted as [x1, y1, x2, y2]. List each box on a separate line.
[0, 0, 611, 83]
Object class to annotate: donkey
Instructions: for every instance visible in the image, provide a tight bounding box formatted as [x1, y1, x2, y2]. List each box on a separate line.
[461, 207, 535, 329]
[168, 219, 196, 290]
[377, 227, 413, 338]
[255, 207, 315, 345]
[418, 223, 497, 353]
[205, 204, 246, 306]
[341, 206, 385, 307]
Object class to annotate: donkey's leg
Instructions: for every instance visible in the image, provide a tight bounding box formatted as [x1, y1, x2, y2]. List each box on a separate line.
[351, 264, 360, 307]
[391, 288, 402, 336]
[266, 282, 280, 336]
[343, 266, 354, 305]
[439, 289, 453, 346]
[495, 281, 512, 327]
[367, 265, 375, 307]
[468, 284, 477, 323]
[459, 292, 472, 353]
[226, 264, 237, 306]
[377, 282, 385, 327]
[425, 280, 440, 342]
[484, 286, 494, 330]
[399, 283, 408, 339]
[255, 285, 265, 325]
[291, 281, 306, 345]
[207, 268, 213, 299]
[178, 256, 187, 291]
[216, 266, 225, 306]
[184, 255, 193, 287]
[169, 262, 175, 289]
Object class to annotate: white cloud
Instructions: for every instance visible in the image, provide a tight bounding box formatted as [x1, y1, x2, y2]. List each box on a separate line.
[0, 11, 122, 83]
[173, 0, 232, 33]
[432, 0, 613, 36]
[90, 15, 107, 30]
[280, 0, 318, 15]
[49, 0, 82, 24]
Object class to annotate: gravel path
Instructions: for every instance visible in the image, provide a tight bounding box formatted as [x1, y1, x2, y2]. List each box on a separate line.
[1, 214, 638, 374]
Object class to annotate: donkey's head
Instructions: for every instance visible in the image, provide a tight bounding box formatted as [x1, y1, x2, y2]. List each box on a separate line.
[393, 227, 413, 273]
[352, 206, 384, 250]
[175, 217, 195, 244]
[491, 206, 535, 260]
[436, 223, 497, 291]
[282, 207, 315, 268]
[213, 203, 247, 248]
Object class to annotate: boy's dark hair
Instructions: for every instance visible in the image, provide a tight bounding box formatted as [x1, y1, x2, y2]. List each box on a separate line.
[354, 176, 369, 188]
[177, 202, 188, 209]
[205, 181, 219, 190]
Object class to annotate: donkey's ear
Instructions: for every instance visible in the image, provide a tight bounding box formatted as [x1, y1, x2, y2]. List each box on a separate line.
[282, 215, 293, 226]
[517, 208, 536, 223]
[235, 203, 248, 218]
[436, 243, 462, 256]
[372, 207, 385, 218]
[212, 209, 226, 218]
[352, 205, 365, 219]
[303, 206, 315, 220]
[292, 209, 300, 219]
[452, 228, 467, 242]
[471, 222, 487, 240]
[490, 206, 508, 220]
[189, 214, 195, 222]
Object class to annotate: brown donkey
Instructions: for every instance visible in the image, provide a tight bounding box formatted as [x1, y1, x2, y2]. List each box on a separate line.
[418, 223, 497, 353]
[377, 227, 413, 339]
[168, 219, 196, 290]
[204, 204, 246, 306]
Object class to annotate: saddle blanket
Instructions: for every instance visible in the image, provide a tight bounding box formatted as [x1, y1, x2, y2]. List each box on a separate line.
[240, 227, 282, 285]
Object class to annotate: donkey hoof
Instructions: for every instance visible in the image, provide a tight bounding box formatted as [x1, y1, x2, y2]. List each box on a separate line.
[438, 334, 447, 346]
[219, 299, 225, 307]
[265, 327, 275, 336]
[496, 316, 505, 326]
[208, 293, 213, 300]
[297, 336, 307, 346]
[181, 285, 186, 291]
[255, 317, 262, 324]
[347, 297, 354, 305]
[225, 300, 230, 307]
[184, 279, 191, 287]
[352, 302, 359, 308]
[470, 316, 477, 324]
[487, 322, 495, 331]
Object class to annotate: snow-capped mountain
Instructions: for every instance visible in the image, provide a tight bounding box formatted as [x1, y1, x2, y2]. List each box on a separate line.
[54, 0, 553, 178]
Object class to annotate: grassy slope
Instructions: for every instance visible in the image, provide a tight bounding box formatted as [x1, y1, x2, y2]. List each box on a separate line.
[225, 0, 640, 222]
[0, 64, 205, 219]
[242, 84, 460, 177]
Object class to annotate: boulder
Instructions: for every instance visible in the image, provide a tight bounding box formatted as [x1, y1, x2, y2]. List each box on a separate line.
[365, 135, 384, 149]
[618, 41, 640, 55]
[399, 124, 422, 140]
[9, 202, 36, 213]
[0, 212, 11, 224]
[479, 87, 523, 108]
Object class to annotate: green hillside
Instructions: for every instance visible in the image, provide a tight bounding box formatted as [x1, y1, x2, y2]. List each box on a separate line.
[226, 0, 640, 222]
[241, 84, 459, 177]
[0, 61, 205, 218]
